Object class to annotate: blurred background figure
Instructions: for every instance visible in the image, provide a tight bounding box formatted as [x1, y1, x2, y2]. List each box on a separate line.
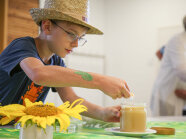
[151, 16, 186, 116]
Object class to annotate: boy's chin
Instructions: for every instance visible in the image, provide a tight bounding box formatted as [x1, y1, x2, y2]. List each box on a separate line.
[57, 52, 71, 58]
[59, 53, 67, 58]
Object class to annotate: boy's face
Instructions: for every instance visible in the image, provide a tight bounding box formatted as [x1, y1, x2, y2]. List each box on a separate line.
[41, 20, 88, 58]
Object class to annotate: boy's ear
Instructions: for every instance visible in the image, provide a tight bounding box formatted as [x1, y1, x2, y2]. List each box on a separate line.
[41, 20, 52, 34]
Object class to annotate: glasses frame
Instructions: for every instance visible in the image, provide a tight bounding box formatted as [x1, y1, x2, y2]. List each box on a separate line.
[50, 20, 87, 46]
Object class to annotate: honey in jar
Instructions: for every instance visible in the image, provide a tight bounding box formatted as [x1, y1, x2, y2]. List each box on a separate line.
[120, 103, 147, 132]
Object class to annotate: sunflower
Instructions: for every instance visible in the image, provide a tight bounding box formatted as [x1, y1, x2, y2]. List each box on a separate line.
[0, 98, 87, 132]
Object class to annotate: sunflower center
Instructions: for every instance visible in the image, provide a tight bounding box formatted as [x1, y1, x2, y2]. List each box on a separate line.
[25, 105, 60, 117]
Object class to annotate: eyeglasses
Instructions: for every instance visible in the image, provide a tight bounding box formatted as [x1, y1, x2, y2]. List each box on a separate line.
[50, 20, 87, 46]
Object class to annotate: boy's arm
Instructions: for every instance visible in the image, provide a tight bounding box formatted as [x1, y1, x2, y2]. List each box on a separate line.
[20, 57, 131, 99]
[56, 87, 104, 120]
[56, 87, 120, 122]
[20, 57, 100, 89]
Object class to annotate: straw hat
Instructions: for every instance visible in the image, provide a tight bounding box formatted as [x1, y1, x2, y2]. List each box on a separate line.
[29, 0, 103, 35]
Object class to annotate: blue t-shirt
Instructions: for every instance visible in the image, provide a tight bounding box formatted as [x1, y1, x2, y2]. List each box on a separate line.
[0, 37, 66, 106]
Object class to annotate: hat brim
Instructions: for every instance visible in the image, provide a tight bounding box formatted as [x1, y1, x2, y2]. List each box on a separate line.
[30, 8, 103, 35]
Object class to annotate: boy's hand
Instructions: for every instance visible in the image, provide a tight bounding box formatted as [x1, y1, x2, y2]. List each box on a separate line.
[99, 76, 130, 99]
[101, 105, 121, 122]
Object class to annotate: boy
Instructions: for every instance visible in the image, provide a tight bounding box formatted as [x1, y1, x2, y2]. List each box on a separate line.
[0, 0, 131, 123]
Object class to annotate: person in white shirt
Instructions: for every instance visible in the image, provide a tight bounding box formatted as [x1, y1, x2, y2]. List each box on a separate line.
[151, 15, 186, 116]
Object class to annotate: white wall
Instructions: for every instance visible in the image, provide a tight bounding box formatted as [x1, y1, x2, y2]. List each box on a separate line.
[74, 0, 105, 55]
[103, 0, 186, 115]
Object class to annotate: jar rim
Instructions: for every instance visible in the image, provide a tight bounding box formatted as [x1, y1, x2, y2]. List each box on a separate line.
[121, 102, 146, 108]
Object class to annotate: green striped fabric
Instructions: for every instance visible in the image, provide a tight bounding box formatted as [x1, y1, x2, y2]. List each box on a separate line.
[0, 121, 185, 139]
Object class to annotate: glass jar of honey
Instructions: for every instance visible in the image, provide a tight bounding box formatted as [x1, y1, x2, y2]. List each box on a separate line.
[120, 103, 147, 132]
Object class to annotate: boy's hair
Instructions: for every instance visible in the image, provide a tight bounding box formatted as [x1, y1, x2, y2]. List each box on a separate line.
[39, 21, 43, 32]
[183, 15, 186, 31]
[39, 20, 61, 32]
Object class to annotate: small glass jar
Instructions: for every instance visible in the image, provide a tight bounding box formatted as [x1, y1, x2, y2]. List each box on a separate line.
[120, 103, 147, 132]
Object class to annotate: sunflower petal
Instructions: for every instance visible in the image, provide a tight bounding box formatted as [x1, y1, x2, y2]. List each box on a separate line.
[0, 116, 16, 125]
[58, 114, 70, 128]
[30, 116, 37, 125]
[18, 115, 33, 128]
[46, 116, 55, 126]
[24, 98, 33, 107]
[71, 105, 88, 113]
[24, 98, 44, 107]
[39, 117, 47, 129]
[58, 101, 70, 110]
[33, 101, 43, 106]
[32, 116, 45, 129]
[45, 102, 55, 106]
[69, 98, 84, 109]
[64, 99, 87, 120]
[55, 117, 65, 132]
[32, 116, 41, 125]
[0, 104, 25, 117]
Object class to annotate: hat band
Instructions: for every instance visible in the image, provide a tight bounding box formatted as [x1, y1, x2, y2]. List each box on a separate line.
[62, 12, 88, 23]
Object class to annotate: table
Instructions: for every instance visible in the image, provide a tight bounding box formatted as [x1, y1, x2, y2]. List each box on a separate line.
[0, 117, 186, 139]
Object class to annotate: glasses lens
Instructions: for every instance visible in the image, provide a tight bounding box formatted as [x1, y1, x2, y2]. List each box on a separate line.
[78, 38, 87, 46]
